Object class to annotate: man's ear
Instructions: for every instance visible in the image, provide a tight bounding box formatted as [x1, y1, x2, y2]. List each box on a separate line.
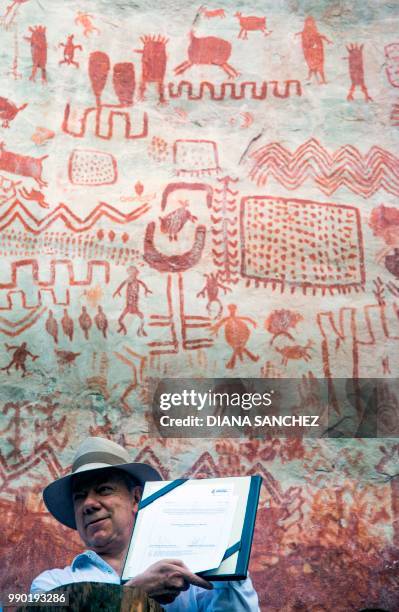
[132, 485, 142, 513]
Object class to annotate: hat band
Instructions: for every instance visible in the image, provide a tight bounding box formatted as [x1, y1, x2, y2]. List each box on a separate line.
[72, 451, 128, 472]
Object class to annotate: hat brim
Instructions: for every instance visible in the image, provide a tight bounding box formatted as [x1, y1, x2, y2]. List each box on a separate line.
[43, 462, 162, 529]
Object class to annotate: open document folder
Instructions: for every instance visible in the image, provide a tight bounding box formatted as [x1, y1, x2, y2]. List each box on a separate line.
[122, 475, 262, 582]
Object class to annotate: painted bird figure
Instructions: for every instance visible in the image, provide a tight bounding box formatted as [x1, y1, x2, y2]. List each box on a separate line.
[79, 306, 92, 340]
[45, 310, 58, 343]
[55, 349, 81, 366]
[0, 97, 28, 128]
[159, 200, 197, 241]
[61, 308, 74, 341]
[94, 305, 108, 338]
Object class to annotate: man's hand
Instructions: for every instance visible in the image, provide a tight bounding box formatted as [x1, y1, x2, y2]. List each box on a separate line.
[125, 559, 213, 604]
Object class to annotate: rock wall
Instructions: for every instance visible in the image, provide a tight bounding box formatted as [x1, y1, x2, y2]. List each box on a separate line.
[0, 1, 398, 610]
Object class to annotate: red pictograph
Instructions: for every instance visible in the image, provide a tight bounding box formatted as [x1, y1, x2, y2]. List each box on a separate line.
[175, 31, 239, 79]
[275, 341, 313, 366]
[61, 308, 73, 341]
[173, 139, 220, 176]
[0, 143, 47, 188]
[345, 44, 372, 101]
[19, 187, 49, 209]
[68, 149, 118, 186]
[113, 346, 147, 413]
[24, 25, 47, 82]
[144, 182, 209, 273]
[211, 304, 259, 369]
[113, 266, 152, 337]
[113, 63, 136, 106]
[385, 43, 399, 88]
[62, 51, 148, 141]
[0, 306, 47, 337]
[0, 230, 141, 268]
[264, 309, 303, 345]
[0, 200, 150, 234]
[159, 200, 197, 241]
[369, 204, 399, 265]
[94, 305, 108, 338]
[74, 12, 99, 37]
[211, 175, 240, 284]
[45, 310, 58, 343]
[0, 175, 19, 205]
[317, 302, 399, 413]
[196, 271, 231, 319]
[0, 97, 27, 128]
[240, 196, 365, 294]
[167, 79, 302, 100]
[55, 350, 81, 368]
[247, 138, 399, 197]
[234, 12, 271, 39]
[135, 35, 168, 104]
[0, 259, 110, 290]
[0, 341, 38, 376]
[144, 222, 206, 272]
[148, 273, 213, 355]
[59, 34, 82, 68]
[296, 16, 332, 84]
[199, 7, 226, 19]
[79, 306, 92, 340]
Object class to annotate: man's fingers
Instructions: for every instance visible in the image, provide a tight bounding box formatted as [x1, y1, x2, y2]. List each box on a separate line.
[163, 561, 213, 590]
[175, 567, 213, 590]
[159, 559, 186, 567]
[168, 576, 189, 591]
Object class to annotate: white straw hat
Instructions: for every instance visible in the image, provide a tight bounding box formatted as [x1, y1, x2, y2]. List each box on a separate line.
[43, 437, 162, 529]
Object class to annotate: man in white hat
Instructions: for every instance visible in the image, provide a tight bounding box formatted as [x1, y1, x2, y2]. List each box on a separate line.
[31, 437, 260, 610]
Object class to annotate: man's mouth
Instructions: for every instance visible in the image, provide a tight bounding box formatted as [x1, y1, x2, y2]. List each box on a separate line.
[85, 516, 109, 528]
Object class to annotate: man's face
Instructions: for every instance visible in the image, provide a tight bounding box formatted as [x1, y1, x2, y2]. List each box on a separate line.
[72, 469, 140, 555]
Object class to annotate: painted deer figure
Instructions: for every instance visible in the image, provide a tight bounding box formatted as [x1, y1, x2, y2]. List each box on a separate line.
[174, 31, 239, 79]
[199, 6, 226, 18]
[234, 12, 271, 39]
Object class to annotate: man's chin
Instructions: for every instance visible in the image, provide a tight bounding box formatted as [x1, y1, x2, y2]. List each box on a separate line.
[84, 521, 112, 547]
[87, 533, 113, 551]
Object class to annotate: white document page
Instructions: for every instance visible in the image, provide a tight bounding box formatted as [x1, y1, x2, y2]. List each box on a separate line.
[124, 480, 238, 577]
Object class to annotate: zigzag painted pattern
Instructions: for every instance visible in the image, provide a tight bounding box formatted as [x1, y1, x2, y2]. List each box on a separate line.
[248, 138, 399, 197]
[0, 200, 150, 234]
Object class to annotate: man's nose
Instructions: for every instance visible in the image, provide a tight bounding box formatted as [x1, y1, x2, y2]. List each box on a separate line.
[82, 492, 101, 514]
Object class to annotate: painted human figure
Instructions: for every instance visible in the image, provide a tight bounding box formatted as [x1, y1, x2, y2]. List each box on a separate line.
[113, 266, 152, 337]
[345, 43, 372, 101]
[296, 17, 332, 84]
[196, 272, 231, 319]
[74, 12, 99, 37]
[59, 34, 82, 68]
[1, 341, 38, 376]
[211, 304, 259, 368]
[25, 25, 47, 82]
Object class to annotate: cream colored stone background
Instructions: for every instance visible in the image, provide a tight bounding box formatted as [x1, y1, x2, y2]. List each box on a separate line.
[0, 1, 398, 610]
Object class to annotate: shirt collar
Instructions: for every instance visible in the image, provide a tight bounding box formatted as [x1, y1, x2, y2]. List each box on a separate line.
[71, 550, 117, 575]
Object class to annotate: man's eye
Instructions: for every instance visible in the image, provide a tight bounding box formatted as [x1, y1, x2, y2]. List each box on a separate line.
[98, 485, 113, 494]
[73, 492, 84, 501]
